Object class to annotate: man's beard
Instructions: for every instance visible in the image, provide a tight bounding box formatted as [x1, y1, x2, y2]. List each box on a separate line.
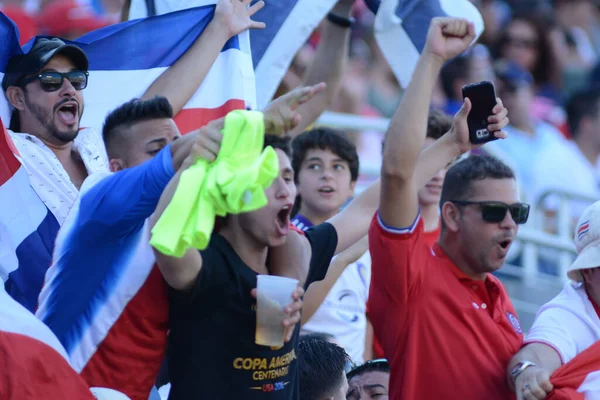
[24, 93, 81, 144]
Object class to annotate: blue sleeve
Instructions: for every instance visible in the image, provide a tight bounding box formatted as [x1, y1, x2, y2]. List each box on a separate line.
[77, 144, 176, 238]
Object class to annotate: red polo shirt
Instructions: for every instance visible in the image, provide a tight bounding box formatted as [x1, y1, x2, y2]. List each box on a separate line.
[368, 212, 523, 400]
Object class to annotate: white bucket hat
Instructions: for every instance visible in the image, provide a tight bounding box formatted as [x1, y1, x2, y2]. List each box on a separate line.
[568, 201, 600, 282]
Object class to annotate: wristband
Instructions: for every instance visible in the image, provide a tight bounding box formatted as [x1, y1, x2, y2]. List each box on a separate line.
[510, 361, 537, 383]
[326, 12, 355, 28]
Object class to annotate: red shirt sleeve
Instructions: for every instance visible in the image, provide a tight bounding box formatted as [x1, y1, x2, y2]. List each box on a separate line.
[368, 211, 429, 305]
[367, 211, 430, 351]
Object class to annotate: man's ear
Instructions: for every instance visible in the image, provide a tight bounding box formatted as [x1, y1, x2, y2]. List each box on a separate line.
[441, 202, 461, 232]
[109, 158, 126, 173]
[5, 86, 27, 111]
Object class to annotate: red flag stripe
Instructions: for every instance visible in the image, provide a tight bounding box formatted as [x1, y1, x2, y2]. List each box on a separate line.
[0, 119, 21, 185]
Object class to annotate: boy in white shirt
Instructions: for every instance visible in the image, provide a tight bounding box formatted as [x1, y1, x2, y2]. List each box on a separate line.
[291, 127, 371, 364]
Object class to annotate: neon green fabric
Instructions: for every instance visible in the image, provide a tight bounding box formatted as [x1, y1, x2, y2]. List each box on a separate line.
[150, 110, 279, 257]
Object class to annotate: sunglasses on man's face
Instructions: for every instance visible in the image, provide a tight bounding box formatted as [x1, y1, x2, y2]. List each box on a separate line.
[451, 200, 530, 225]
[19, 70, 89, 92]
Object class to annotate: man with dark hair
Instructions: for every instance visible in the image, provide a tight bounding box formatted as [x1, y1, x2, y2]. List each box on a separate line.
[369, 17, 524, 400]
[346, 359, 390, 400]
[150, 125, 334, 399]
[297, 339, 350, 400]
[102, 96, 175, 169]
[35, 91, 314, 400]
[1, 0, 268, 311]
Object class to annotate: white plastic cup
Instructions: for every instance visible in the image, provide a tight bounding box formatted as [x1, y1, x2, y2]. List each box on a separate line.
[255, 275, 299, 347]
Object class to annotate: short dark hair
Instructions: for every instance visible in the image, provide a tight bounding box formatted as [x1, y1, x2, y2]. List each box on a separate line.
[102, 96, 173, 158]
[440, 155, 515, 227]
[426, 109, 453, 140]
[347, 359, 390, 382]
[264, 134, 292, 158]
[565, 88, 600, 138]
[298, 339, 350, 400]
[299, 332, 336, 343]
[291, 127, 360, 182]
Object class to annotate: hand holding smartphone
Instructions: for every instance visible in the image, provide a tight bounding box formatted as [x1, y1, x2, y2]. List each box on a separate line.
[462, 81, 499, 145]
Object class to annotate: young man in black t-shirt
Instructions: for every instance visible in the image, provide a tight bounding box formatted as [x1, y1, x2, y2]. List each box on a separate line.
[151, 99, 510, 397]
[152, 134, 339, 399]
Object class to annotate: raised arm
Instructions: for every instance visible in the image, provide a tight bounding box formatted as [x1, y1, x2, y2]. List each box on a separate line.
[170, 83, 324, 169]
[141, 0, 265, 115]
[379, 18, 475, 229]
[301, 235, 368, 324]
[150, 121, 225, 292]
[287, 0, 354, 136]
[325, 103, 508, 255]
[80, 119, 225, 240]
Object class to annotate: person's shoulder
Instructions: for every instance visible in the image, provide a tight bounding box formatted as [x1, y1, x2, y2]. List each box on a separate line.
[80, 171, 114, 194]
[305, 221, 335, 237]
[201, 234, 235, 266]
[540, 282, 588, 314]
[7, 130, 39, 145]
[371, 210, 424, 242]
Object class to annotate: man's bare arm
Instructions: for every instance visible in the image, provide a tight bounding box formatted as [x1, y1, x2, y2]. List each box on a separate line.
[142, 0, 265, 116]
[379, 18, 476, 230]
[151, 167, 203, 292]
[288, 0, 353, 136]
[301, 235, 368, 324]
[151, 121, 226, 291]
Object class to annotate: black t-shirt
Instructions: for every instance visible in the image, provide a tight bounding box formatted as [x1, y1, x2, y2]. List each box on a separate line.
[167, 223, 338, 400]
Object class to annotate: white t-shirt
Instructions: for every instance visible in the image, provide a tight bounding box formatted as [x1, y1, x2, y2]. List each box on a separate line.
[525, 281, 600, 364]
[530, 140, 599, 219]
[9, 128, 109, 225]
[301, 250, 371, 364]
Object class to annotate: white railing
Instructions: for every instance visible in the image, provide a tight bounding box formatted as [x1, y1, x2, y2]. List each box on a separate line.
[316, 111, 593, 286]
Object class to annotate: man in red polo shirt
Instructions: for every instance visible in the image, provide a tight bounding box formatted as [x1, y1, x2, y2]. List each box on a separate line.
[369, 17, 526, 400]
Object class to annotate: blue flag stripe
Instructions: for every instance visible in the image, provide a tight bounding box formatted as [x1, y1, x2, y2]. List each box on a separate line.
[1, 6, 240, 73]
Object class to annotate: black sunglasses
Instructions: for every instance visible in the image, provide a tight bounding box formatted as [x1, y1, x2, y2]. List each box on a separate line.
[19, 70, 89, 92]
[451, 200, 530, 225]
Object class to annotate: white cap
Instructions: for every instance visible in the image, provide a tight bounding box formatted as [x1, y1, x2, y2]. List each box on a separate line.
[568, 201, 600, 282]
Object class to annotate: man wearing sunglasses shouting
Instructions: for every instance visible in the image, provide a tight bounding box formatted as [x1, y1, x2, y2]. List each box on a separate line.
[368, 17, 528, 400]
[0, 0, 271, 312]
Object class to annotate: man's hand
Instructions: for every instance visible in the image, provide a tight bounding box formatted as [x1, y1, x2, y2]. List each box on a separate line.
[515, 366, 554, 400]
[423, 17, 476, 65]
[448, 97, 509, 154]
[214, 0, 266, 38]
[184, 119, 224, 168]
[251, 285, 305, 343]
[263, 83, 326, 135]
